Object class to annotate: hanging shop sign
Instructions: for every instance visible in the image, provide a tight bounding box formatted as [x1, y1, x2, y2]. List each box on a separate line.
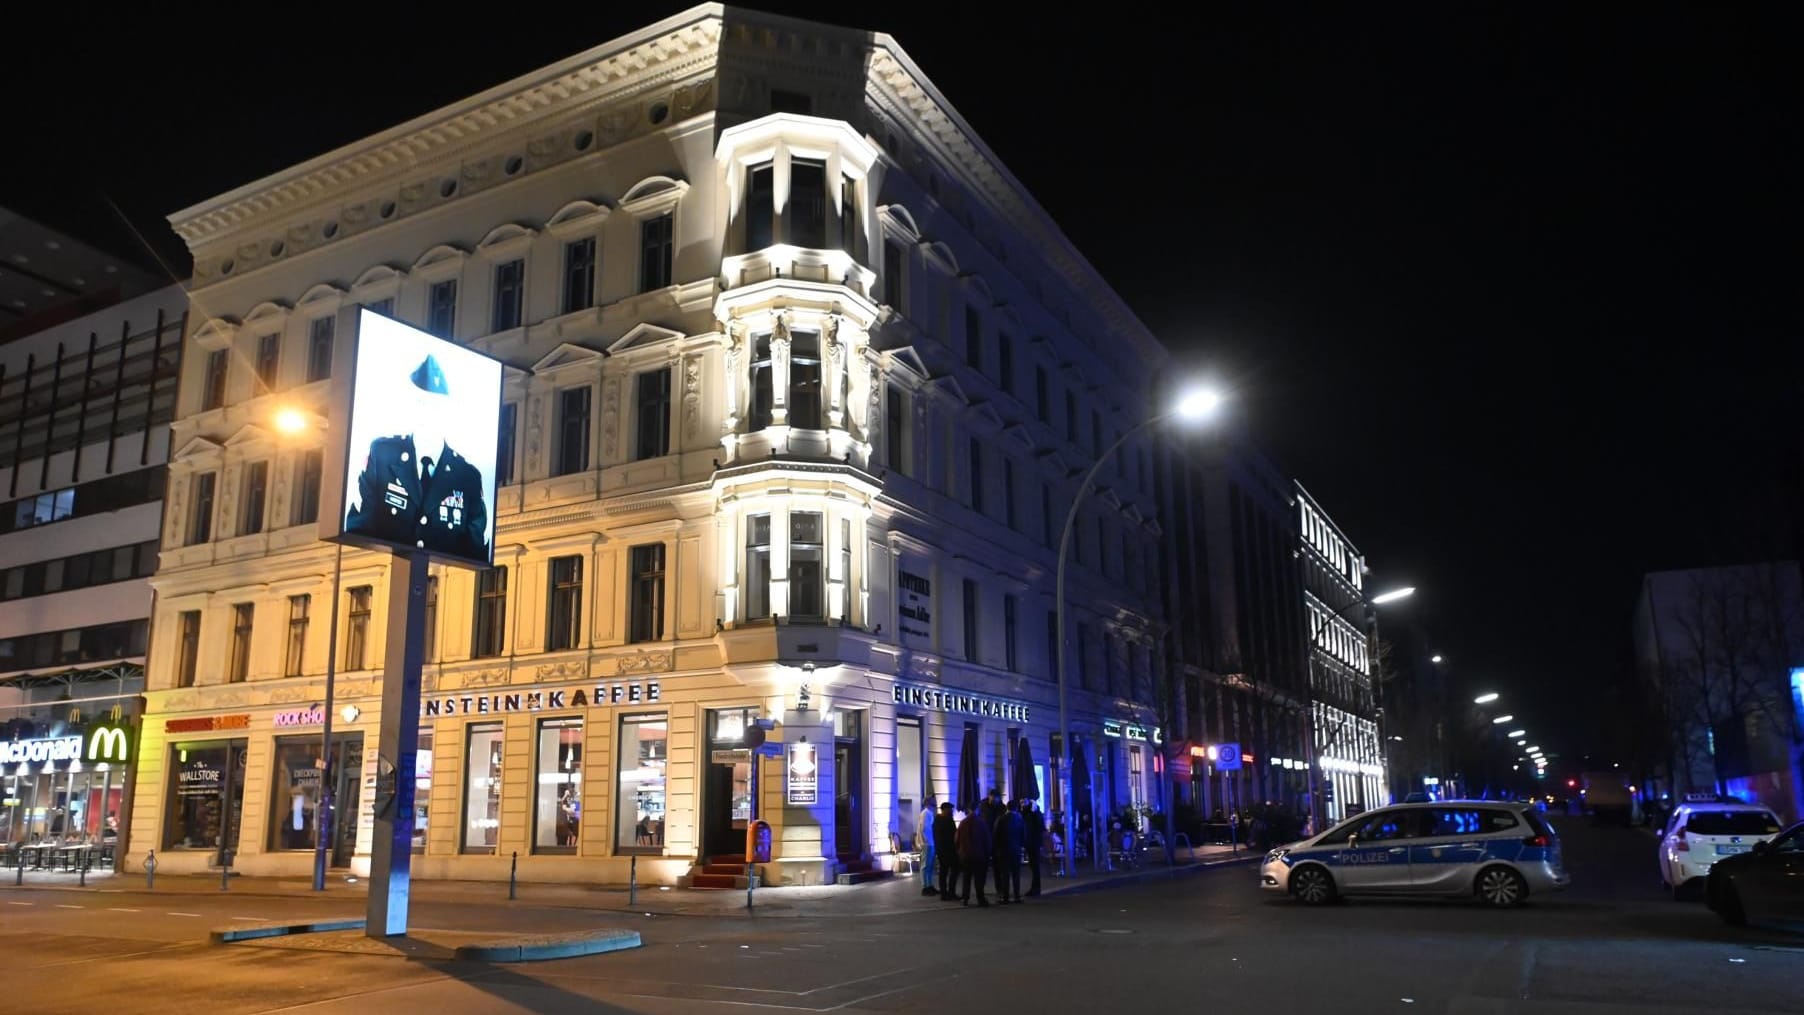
[273, 706, 326, 728]
[786, 740, 819, 805]
[421, 680, 661, 718]
[1, 736, 83, 765]
[891, 683, 1031, 723]
[83, 721, 136, 764]
[176, 757, 226, 797]
[897, 568, 933, 650]
[166, 714, 252, 734]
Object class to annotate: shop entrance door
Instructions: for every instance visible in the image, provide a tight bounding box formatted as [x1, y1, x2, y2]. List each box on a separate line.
[702, 708, 758, 861]
[330, 734, 364, 868]
[833, 710, 864, 860]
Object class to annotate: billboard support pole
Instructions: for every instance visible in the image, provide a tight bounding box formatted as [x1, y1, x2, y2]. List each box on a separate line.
[367, 548, 428, 938]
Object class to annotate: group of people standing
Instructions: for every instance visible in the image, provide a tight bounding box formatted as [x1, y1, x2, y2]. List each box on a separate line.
[914, 790, 1047, 907]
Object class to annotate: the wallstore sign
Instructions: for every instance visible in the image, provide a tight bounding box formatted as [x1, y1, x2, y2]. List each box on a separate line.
[891, 683, 1031, 723]
[422, 680, 662, 718]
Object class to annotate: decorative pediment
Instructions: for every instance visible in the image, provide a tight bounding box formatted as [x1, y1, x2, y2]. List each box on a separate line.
[350, 264, 407, 302]
[920, 240, 959, 274]
[966, 401, 1003, 429]
[1038, 446, 1084, 476]
[619, 175, 690, 216]
[476, 223, 538, 260]
[545, 199, 611, 238]
[172, 436, 225, 463]
[243, 301, 291, 334]
[411, 244, 469, 280]
[959, 273, 995, 305]
[192, 317, 239, 352]
[1002, 423, 1038, 451]
[927, 374, 972, 406]
[1095, 487, 1123, 511]
[883, 346, 930, 381]
[607, 322, 683, 355]
[298, 283, 347, 315]
[1122, 504, 1146, 526]
[531, 343, 606, 375]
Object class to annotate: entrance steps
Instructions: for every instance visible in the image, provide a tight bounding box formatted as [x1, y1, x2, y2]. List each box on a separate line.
[687, 854, 752, 890]
[834, 857, 893, 886]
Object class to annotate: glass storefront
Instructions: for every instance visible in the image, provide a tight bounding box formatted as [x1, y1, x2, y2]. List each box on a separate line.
[2, 764, 125, 845]
[413, 728, 433, 854]
[165, 740, 247, 853]
[462, 723, 504, 854]
[534, 718, 583, 853]
[268, 738, 323, 851]
[615, 714, 666, 851]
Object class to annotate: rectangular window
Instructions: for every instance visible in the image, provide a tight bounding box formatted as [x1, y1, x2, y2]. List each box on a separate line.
[968, 439, 984, 513]
[164, 740, 246, 851]
[255, 332, 281, 392]
[964, 305, 983, 370]
[473, 567, 508, 658]
[838, 176, 857, 252]
[563, 237, 596, 313]
[292, 450, 322, 526]
[1064, 390, 1078, 443]
[285, 594, 309, 677]
[746, 162, 775, 250]
[749, 333, 773, 430]
[1003, 459, 1017, 530]
[345, 586, 372, 670]
[555, 386, 591, 476]
[202, 349, 229, 411]
[1045, 610, 1058, 682]
[534, 718, 584, 853]
[897, 717, 924, 839]
[496, 402, 517, 487]
[882, 239, 904, 310]
[423, 575, 439, 663]
[228, 602, 253, 683]
[616, 714, 668, 851]
[547, 555, 584, 651]
[790, 512, 824, 620]
[789, 330, 823, 429]
[240, 461, 268, 536]
[962, 578, 979, 661]
[998, 332, 1014, 394]
[462, 723, 504, 854]
[188, 471, 216, 545]
[492, 258, 524, 332]
[839, 517, 852, 619]
[1004, 594, 1018, 672]
[628, 544, 666, 643]
[268, 736, 326, 851]
[307, 315, 334, 382]
[1035, 366, 1050, 423]
[427, 279, 457, 338]
[885, 384, 906, 472]
[176, 610, 201, 688]
[639, 213, 674, 292]
[745, 515, 771, 620]
[1041, 483, 1054, 548]
[790, 158, 827, 248]
[635, 368, 672, 460]
[413, 729, 433, 853]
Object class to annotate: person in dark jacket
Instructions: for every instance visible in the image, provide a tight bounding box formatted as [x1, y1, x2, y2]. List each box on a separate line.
[933, 802, 960, 902]
[1022, 799, 1046, 896]
[993, 799, 1025, 903]
[956, 805, 992, 907]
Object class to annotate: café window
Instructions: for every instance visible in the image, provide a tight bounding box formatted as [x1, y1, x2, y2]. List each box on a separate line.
[268, 737, 324, 851]
[164, 740, 246, 852]
[534, 718, 584, 853]
[745, 514, 771, 620]
[789, 512, 823, 619]
[616, 713, 667, 852]
[413, 729, 434, 854]
[462, 723, 504, 854]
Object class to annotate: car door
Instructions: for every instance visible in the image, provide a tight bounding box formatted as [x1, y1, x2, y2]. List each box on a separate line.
[1333, 809, 1422, 893]
[1742, 824, 1804, 920]
[1409, 806, 1495, 894]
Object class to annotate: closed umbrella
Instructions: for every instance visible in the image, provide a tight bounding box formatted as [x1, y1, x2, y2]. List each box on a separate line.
[957, 723, 981, 813]
[1012, 737, 1039, 802]
[1070, 736, 1091, 827]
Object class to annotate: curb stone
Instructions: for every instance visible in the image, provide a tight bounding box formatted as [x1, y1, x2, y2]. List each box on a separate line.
[455, 928, 642, 962]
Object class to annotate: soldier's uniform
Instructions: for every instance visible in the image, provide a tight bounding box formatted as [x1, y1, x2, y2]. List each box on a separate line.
[344, 355, 490, 561]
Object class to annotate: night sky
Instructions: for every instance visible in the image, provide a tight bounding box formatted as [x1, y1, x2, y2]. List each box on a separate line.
[4, 3, 1798, 765]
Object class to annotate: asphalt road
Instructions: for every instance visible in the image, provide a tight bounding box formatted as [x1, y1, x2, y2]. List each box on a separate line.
[2, 817, 1799, 1014]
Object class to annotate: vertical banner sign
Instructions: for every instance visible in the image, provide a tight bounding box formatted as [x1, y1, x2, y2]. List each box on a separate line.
[786, 741, 819, 805]
[897, 558, 933, 651]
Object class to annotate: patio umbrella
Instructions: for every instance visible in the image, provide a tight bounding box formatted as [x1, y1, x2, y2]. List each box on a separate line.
[1070, 735, 1091, 825]
[1012, 736, 1039, 802]
[957, 723, 981, 813]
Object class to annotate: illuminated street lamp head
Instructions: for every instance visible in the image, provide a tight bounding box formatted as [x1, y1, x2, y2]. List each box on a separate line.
[274, 407, 309, 435]
[1491, 714, 1514, 724]
[1176, 388, 1223, 420]
[1507, 730, 1526, 739]
[1431, 654, 1444, 664]
[1371, 587, 1416, 605]
[1473, 692, 1500, 705]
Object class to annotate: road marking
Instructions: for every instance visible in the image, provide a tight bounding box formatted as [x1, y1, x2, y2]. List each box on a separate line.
[108, 907, 141, 913]
[6, 901, 32, 907]
[167, 912, 203, 917]
[55, 904, 82, 909]
[231, 916, 270, 921]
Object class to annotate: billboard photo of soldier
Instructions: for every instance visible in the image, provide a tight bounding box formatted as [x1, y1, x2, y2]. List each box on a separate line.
[338, 310, 502, 567]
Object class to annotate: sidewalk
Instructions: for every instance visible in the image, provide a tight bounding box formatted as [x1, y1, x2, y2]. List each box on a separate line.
[4, 842, 1254, 919]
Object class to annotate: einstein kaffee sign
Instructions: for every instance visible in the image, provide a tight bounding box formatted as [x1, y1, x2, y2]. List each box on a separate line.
[891, 683, 1032, 723]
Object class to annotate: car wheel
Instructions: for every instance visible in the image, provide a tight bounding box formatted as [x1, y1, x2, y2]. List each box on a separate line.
[1290, 865, 1336, 906]
[1475, 865, 1527, 908]
[1710, 876, 1747, 927]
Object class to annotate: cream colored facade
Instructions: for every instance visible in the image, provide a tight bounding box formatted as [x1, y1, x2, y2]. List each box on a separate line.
[131, 5, 1172, 885]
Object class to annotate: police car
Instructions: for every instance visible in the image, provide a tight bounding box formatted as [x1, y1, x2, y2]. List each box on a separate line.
[1657, 798, 1783, 899]
[1261, 801, 1568, 907]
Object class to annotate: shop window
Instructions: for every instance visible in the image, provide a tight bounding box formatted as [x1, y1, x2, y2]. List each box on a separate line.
[413, 729, 434, 853]
[268, 737, 325, 851]
[547, 555, 584, 651]
[745, 514, 771, 620]
[790, 512, 823, 619]
[629, 544, 666, 643]
[462, 723, 504, 854]
[228, 603, 253, 683]
[896, 717, 924, 839]
[164, 740, 246, 852]
[616, 713, 667, 852]
[534, 718, 584, 853]
[345, 585, 372, 670]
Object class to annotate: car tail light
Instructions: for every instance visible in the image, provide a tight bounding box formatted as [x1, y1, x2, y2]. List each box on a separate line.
[1673, 832, 1690, 852]
[1522, 834, 1551, 848]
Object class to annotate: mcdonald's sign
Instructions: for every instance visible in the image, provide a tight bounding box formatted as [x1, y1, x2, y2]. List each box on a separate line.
[83, 721, 135, 765]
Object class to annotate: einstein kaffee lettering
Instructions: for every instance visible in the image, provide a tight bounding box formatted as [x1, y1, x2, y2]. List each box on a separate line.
[422, 680, 660, 718]
[891, 684, 1031, 723]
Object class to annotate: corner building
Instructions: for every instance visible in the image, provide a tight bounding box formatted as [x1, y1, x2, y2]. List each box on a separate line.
[133, 5, 1171, 885]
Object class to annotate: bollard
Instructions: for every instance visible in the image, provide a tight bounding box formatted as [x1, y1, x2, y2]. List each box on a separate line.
[628, 855, 637, 907]
[509, 851, 518, 901]
[144, 850, 156, 890]
[220, 848, 232, 892]
[79, 854, 87, 888]
[13, 849, 21, 886]
[744, 862, 754, 911]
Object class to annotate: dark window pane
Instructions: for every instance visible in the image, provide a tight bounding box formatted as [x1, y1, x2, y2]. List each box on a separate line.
[635, 369, 672, 460]
[639, 214, 674, 292]
[746, 163, 775, 250]
[556, 387, 591, 476]
[492, 259, 525, 332]
[563, 238, 596, 313]
[790, 160, 827, 248]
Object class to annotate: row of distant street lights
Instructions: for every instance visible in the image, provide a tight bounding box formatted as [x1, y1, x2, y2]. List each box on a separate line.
[1470, 688, 1546, 779]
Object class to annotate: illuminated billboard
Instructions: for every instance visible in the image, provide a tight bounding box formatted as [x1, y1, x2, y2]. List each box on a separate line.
[324, 309, 502, 568]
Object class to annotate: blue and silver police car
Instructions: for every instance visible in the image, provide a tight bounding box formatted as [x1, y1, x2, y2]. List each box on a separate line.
[1261, 801, 1568, 907]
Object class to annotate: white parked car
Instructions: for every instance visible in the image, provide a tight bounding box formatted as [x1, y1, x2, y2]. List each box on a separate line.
[1658, 801, 1784, 898]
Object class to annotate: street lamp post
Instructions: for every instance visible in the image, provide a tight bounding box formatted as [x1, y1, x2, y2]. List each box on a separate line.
[1055, 388, 1218, 875]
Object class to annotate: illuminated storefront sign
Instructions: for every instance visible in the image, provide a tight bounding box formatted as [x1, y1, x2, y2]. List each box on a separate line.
[891, 683, 1031, 723]
[1, 736, 83, 765]
[273, 706, 325, 728]
[785, 740, 819, 805]
[84, 722, 134, 764]
[1102, 720, 1161, 743]
[166, 714, 252, 734]
[421, 681, 661, 718]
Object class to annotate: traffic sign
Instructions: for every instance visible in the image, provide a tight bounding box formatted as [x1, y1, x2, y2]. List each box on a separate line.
[1216, 742, 1242, 771]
